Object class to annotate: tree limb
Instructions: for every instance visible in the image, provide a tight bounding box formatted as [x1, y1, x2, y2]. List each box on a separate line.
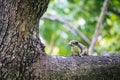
[33, 55, 120, 80]
[42, 15, 90, 45]
[88, 0, 110, 55]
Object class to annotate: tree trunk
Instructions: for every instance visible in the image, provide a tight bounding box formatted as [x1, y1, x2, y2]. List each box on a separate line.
[0, 0, 120, 80]
[0, 0, 49, 79]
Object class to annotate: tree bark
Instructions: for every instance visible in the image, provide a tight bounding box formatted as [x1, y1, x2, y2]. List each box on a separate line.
[32, 55, 120, 80]
[0, 0, 49, 79]
[0, 0, 120, 80]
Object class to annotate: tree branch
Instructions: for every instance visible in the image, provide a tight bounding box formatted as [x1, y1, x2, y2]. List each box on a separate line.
[33, 55, 120, 80]
[42, 15, 90, 45]
[88, 0, 110, 55]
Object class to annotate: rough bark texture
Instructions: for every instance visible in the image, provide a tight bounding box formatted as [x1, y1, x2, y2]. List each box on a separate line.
[0, 0, 49, 79]
[33, 55, 120, 80]
[0, 0, 120, 80]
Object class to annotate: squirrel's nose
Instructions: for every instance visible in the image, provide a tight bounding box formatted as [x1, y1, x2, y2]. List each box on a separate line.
[68, 42, 72, 46]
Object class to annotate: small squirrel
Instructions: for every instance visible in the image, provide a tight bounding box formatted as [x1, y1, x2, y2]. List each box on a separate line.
[68, 40, 88, 56]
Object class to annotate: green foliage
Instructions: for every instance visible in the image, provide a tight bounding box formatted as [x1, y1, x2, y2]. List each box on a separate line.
[39, 0, 120, 56]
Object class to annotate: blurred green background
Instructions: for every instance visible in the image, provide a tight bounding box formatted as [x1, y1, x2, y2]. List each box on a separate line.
[39, 0, 120, 56]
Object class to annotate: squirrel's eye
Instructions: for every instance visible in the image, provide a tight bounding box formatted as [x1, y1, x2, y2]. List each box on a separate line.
[74, 41, 78, 44]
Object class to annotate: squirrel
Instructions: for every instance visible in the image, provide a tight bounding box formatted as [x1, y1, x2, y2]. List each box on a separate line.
[68, 40, 88, 57]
